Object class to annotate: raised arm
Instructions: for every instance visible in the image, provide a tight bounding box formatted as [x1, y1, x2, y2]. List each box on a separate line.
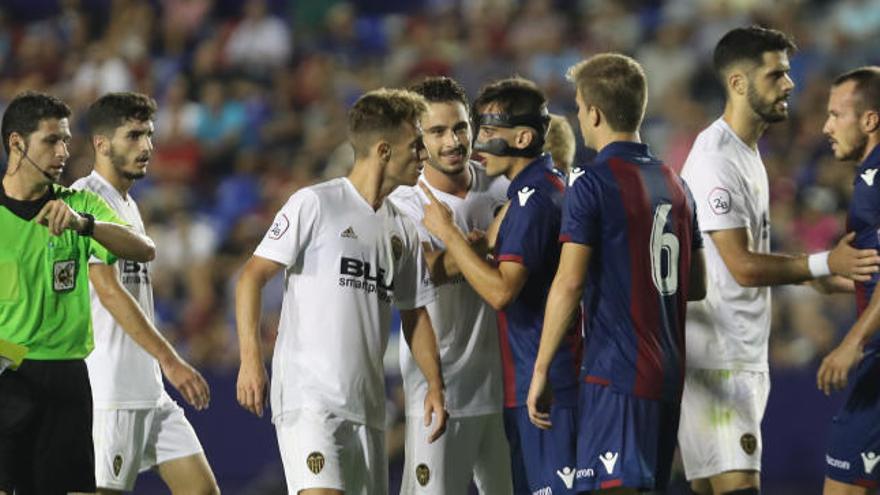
[420, 183, 527, 309]
[235, 255, 285, 417]
[89, 263, 209, 410]
[35, 199, 156, 262]
[400, 306, 447, 443]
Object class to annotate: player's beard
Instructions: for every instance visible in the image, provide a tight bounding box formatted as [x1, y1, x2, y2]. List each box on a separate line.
[747, 84, 788, 124]
[427, 145, 469, 175]
[110, 145, 147, 180]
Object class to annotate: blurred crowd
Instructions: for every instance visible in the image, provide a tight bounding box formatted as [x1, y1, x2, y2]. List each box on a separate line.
[1, 0, 879, 486]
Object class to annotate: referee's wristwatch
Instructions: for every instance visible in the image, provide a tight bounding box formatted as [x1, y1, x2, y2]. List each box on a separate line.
[76, 212, 95, 237]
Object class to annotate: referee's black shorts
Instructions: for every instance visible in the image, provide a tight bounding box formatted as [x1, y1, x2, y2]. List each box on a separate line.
[0, 359, 96, 494]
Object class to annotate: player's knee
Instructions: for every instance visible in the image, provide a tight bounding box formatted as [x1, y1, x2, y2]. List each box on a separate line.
[721, 489, 760, 495]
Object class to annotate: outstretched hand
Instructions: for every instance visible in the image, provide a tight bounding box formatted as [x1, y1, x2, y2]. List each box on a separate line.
[828, 232, 880, 282]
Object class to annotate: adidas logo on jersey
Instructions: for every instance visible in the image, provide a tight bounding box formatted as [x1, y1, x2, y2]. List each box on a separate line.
[340, 226, 358, 239]
[861, 168, 877, 186]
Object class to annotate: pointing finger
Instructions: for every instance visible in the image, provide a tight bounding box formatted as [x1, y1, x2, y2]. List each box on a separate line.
[418, 181, 441, 205]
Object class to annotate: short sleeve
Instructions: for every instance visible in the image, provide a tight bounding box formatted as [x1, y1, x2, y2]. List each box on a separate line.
[253, 189, 320, 267]
[560, 169, 602, 246]
[393, 217, 436, 310]
[495, 189, 556, 273]
[80, 191, 123, 265]
[682, 153, 749, 232]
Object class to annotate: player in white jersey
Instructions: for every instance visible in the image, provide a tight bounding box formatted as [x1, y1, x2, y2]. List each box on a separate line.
[235, 88, 447, 495]
[679, 27, 880, 495]
[388, 77, 512, 494]
[72, 93, 218, 494]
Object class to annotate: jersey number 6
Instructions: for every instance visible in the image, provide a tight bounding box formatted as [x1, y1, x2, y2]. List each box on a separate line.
[650, 203, 680, 296]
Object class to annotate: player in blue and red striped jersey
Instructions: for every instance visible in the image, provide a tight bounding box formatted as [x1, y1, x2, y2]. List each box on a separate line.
[818, 66, 880, 495]
[421, 77, 580, 495]
[527, 53, 707, 494]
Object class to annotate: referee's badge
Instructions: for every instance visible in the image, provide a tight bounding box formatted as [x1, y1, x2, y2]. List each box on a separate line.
[416, 463, 430, 486]
[740, 433, 757, 455]
[306, 451, 325, 475]
[112, 454, 123, 477]
[53, 259, 76, 292]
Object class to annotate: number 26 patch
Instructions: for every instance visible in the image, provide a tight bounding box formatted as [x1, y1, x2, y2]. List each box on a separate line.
[53, 259, 77, 292]
[708, 187, 732, 215]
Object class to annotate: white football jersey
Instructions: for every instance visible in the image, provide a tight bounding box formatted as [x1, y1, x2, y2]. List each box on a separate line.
[256, 177, 435, 429]
[389, 162, 509, 417]
[73, 171, 163, 409]
[681, 118, 772, 371]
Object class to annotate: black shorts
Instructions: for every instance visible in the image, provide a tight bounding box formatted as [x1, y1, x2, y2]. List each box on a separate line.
[0, 359, 96, 494]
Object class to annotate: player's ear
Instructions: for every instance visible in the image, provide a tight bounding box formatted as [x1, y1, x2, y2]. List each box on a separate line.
[728, 69, 747, 97]
[376, 140, 391, 163]
[8, 132, 27, 156]
[514, 128, 534, 150]
[93, 134, 110, 157]
[862, 109, 880, 134]
[588, 105, 602, 129]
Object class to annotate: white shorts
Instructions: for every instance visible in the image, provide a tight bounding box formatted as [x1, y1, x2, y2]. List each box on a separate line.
[400, 412, 512, 495]
[93, 394, 204, 491]
[678, 368, 770, 480]
[276, 409, 387, 494]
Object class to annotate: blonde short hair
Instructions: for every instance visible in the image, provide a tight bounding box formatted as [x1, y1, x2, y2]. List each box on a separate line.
[348, 88, 428, 157]
[567, 53, 647, 133]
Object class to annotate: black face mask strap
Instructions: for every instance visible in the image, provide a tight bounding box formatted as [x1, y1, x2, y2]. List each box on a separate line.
[473, 111, 550, 157]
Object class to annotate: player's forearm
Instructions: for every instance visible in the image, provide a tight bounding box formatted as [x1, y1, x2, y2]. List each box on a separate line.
[535, 273, 582, 375]
[843, 287, 880, 347]
[97, 286, 180, 366]
[401, 308, 444, 390]
[89, 265, 180, 366]
[440, 228, 515, 309]
[92, 222, 156, 262]
[725, 251, 811, 287]
[235, 270, 266, 363]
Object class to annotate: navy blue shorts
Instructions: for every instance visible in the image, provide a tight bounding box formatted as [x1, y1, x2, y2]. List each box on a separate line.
[503, 405, 577, 494]
[826, 350, 880, 489]
[574, 382, 679, 492]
